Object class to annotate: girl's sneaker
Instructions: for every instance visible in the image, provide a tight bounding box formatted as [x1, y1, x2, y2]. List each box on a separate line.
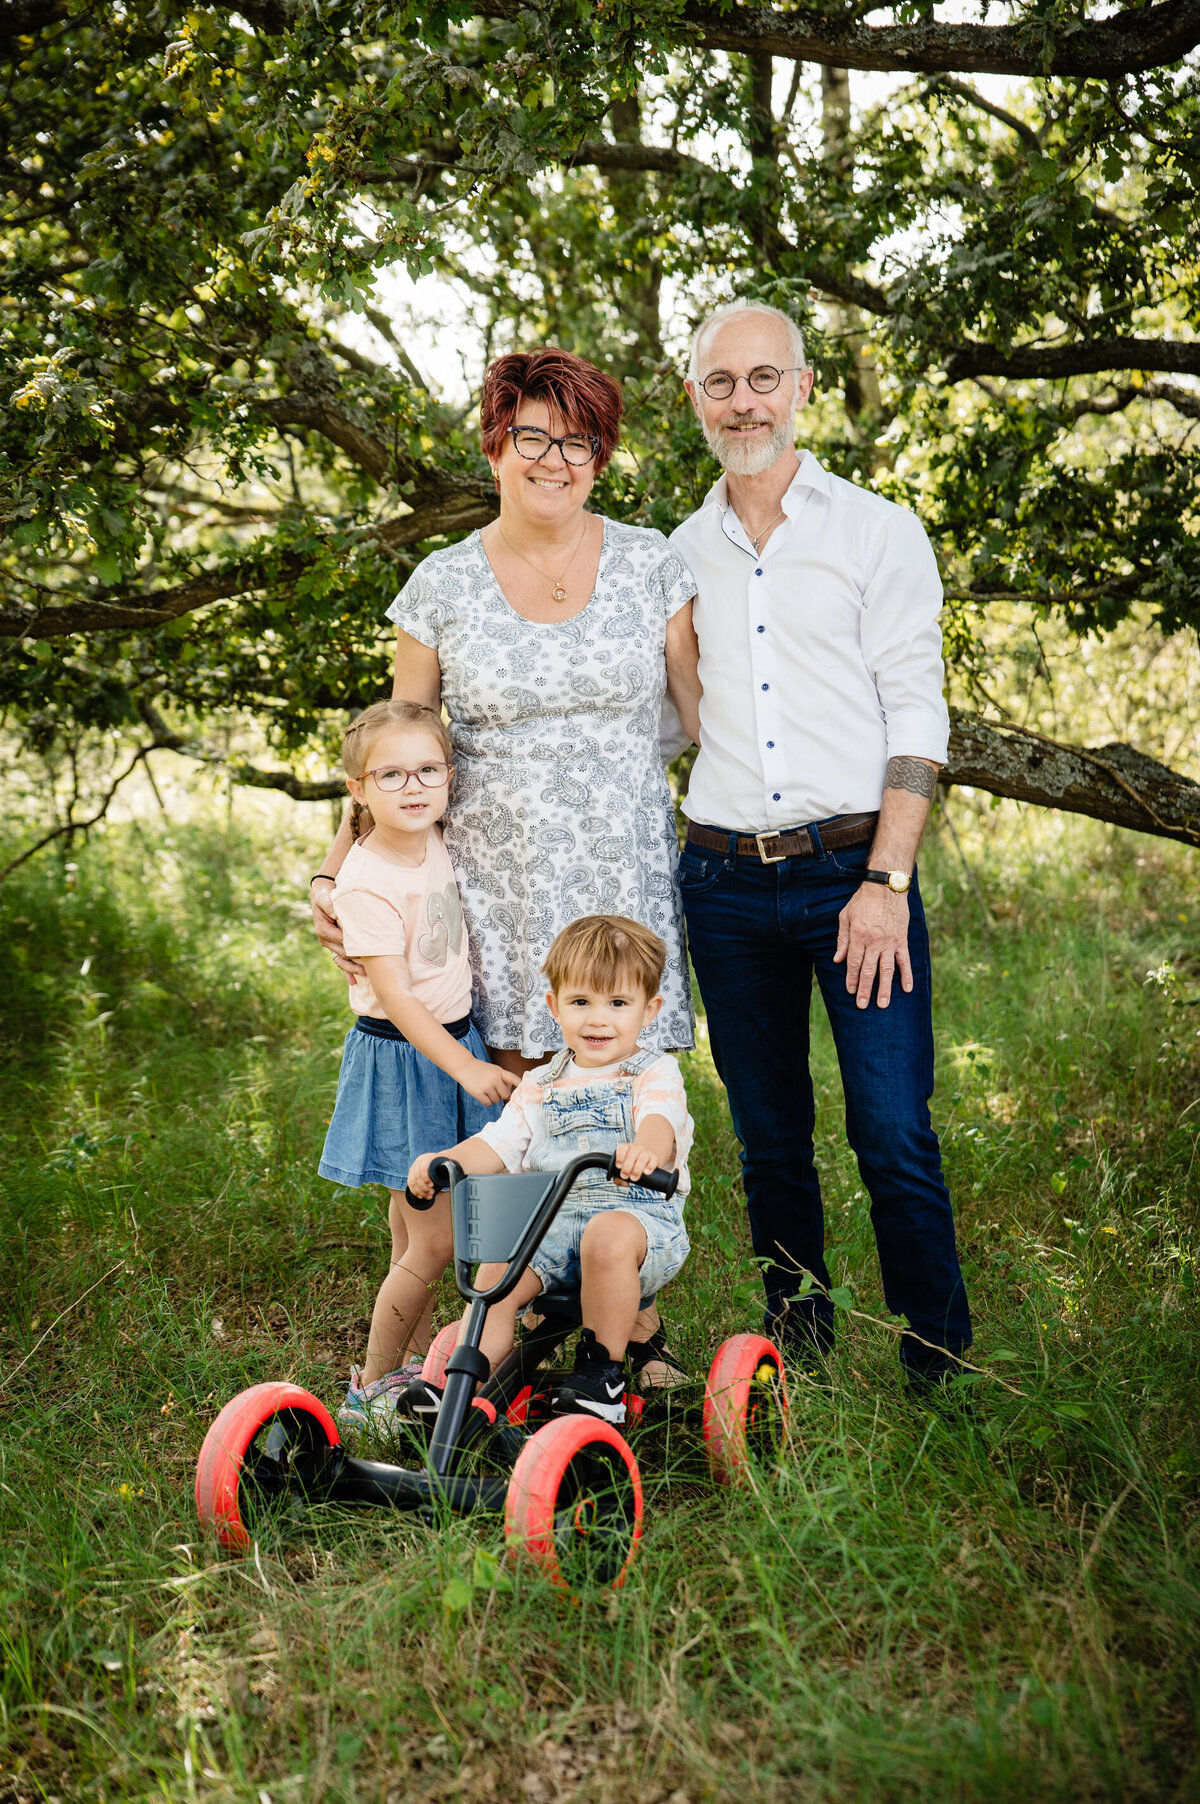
[337, 1361, 425, 1440]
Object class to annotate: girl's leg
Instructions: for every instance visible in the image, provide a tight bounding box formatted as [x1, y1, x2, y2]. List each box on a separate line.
[360, 1190, 453, 1384]
[386, 1185, 410, 1295]
[468, 1265, 545, 1375]
[579, 1212, 647, 1362]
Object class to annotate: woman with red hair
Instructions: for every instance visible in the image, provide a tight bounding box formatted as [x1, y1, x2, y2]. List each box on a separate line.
[313, 347, 699, 1387]
[316, 347, 699, 1065]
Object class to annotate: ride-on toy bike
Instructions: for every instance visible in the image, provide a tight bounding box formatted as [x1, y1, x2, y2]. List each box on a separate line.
[195, 1152, 789, 1599]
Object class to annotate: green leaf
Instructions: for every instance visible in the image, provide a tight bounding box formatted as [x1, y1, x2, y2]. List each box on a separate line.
[441, 1576, 473, 1614]
[828, 1287, 854, 1312]
[472, 1546, 510, 1591]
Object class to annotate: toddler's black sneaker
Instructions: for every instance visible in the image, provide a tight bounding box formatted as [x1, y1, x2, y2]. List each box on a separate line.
[551, 1329, 627, 1425]
[389, 1377, 444, 1428]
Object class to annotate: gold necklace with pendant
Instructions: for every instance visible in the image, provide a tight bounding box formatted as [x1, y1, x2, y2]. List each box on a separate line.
[498, 518, 589, 605]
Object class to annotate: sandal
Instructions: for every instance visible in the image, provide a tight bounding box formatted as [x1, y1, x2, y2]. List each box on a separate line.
[627, 1327, 690, 1393]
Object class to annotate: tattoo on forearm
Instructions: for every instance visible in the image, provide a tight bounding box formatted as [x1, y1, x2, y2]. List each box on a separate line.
[883, 756, 938, 799]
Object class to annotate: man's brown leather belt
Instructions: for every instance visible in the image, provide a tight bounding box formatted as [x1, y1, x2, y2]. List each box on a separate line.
[686, 812, 878, 865]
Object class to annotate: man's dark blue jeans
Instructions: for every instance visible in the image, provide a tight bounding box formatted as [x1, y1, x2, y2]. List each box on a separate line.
[679, 825, 972, 1379]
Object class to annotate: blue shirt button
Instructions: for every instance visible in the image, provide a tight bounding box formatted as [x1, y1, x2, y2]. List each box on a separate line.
[766, 739, 774, 747]
[761, 683, 769, 691]
[755, 568, 763, 577]
[773, 792, 781, 801]
[757, 624, 765, 633]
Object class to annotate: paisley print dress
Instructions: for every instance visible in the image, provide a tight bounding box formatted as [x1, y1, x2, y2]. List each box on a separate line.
[386, 519, 696, 1055]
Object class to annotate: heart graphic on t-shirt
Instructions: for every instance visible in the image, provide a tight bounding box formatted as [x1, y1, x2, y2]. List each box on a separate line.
[418, 881, 464, 967]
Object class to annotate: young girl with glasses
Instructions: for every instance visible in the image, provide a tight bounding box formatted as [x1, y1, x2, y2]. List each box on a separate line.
[315, 698, 519, 1438]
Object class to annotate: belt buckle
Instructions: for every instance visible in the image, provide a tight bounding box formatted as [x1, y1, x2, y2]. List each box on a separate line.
[755, 830, 786, 865]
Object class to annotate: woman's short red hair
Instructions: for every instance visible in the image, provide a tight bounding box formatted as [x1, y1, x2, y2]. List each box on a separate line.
[480, 349, 623, 471]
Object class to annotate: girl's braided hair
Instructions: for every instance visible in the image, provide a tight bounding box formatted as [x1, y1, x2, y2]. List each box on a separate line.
[342, 700, 452, 841]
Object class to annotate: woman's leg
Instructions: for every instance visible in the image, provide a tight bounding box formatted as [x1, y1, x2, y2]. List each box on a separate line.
[360, 1189, 453, 1383]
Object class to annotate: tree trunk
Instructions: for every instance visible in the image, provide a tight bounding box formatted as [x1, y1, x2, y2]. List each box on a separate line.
[819, 68, 891, 467]
[605, 94, 664, 373]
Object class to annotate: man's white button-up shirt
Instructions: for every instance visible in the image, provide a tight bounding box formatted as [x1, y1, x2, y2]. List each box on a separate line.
[669, 450, 950, 834]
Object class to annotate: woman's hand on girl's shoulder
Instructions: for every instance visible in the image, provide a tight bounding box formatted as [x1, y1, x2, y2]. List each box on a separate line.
[310, 880, 365, 983]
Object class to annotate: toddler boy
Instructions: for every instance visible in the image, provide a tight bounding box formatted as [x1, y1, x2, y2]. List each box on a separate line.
[407, 914, 693, 1423]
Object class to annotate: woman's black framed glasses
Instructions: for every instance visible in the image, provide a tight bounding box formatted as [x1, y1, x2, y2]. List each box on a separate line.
[506, 425, 599, 466]
[698, 364, 805, 400]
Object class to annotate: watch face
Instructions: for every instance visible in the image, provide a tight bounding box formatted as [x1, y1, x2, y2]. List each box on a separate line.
[888, 871, 910, 893]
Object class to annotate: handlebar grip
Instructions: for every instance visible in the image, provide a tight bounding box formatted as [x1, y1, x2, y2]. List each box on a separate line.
[605, 1155, 679, 1200]
[405, 1154, 460, 1211]
[428, 1156, 457, 1195]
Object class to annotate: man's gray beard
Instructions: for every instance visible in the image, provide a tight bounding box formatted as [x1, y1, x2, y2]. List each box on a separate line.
[702, 409, 796, 476]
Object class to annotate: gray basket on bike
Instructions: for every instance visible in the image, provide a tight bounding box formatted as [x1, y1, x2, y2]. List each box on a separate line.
[451, 1173, 556, 1266]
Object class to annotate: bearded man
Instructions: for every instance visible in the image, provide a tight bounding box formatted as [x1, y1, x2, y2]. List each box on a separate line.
[670, 300, 972, 1390]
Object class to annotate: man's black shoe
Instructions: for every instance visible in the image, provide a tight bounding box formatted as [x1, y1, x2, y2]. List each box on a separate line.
[903, 1369, 980, 1421]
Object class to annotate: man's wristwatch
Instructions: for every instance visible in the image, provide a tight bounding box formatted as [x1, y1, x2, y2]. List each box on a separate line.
[862, 869, 911, 894]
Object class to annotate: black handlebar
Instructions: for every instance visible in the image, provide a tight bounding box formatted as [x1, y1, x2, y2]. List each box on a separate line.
[604, 1152, 679, 1199]
[406, 1150, 678, 1210]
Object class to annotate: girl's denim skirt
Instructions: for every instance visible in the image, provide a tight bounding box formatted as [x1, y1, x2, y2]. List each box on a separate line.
[318, 1013, 502, 1191]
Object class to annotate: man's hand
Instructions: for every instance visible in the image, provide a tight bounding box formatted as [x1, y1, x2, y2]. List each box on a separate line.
[310, 878, 366, 983]
[834, 883, 913, 1009]
[455, 1057, 520, 1108]
[612, 1139, 672, 1185]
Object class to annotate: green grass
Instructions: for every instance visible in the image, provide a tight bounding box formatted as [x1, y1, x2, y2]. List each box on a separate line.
[1, 805, 1197, 1802]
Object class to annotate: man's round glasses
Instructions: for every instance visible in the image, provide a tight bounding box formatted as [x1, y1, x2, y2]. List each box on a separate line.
[506, 425, 599, 466]
[364, 761, 452, 792]
[698, 364, 805, 400]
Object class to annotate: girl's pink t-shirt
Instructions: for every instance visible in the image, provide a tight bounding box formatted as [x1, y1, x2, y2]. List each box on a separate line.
[331, 828, 472, 1024]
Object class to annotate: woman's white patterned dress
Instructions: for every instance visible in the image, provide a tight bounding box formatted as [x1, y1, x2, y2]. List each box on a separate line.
[386, 519, 696, 1055]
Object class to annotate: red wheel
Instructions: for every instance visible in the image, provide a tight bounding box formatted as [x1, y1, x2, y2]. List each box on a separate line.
[195, 1383, 340, 1551]
[421, 1321, 460, 1387]
[420, 1320, 458, 1385]
[505, 1415, 643, 1598]
[703, 1335, 788, 1484]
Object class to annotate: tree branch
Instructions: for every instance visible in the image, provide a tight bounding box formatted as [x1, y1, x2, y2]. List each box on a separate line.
[927, 76, 1043, 154]
[677, 0, 1200, 78]
[196, 0, 1200, 77]
[0, 491, 497, 639]
[944, 713, 1200, 847]
[227, 763, 344, 800]
[1053, 379, 1200, 422]
[0, 0, 69, 41]
[946, 338, 1200, 382]
[0, 727, 190, 885]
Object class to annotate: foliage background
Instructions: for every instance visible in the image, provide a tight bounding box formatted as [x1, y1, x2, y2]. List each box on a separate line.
[2, 0, 1198, 852]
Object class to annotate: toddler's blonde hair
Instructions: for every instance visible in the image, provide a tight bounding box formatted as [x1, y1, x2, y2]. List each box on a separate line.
[341, 700, 452, 840]
[544, 915, 667, 1001]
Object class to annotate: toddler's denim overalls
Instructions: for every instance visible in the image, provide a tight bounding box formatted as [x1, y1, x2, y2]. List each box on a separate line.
[526, 1049, 689, 1306]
